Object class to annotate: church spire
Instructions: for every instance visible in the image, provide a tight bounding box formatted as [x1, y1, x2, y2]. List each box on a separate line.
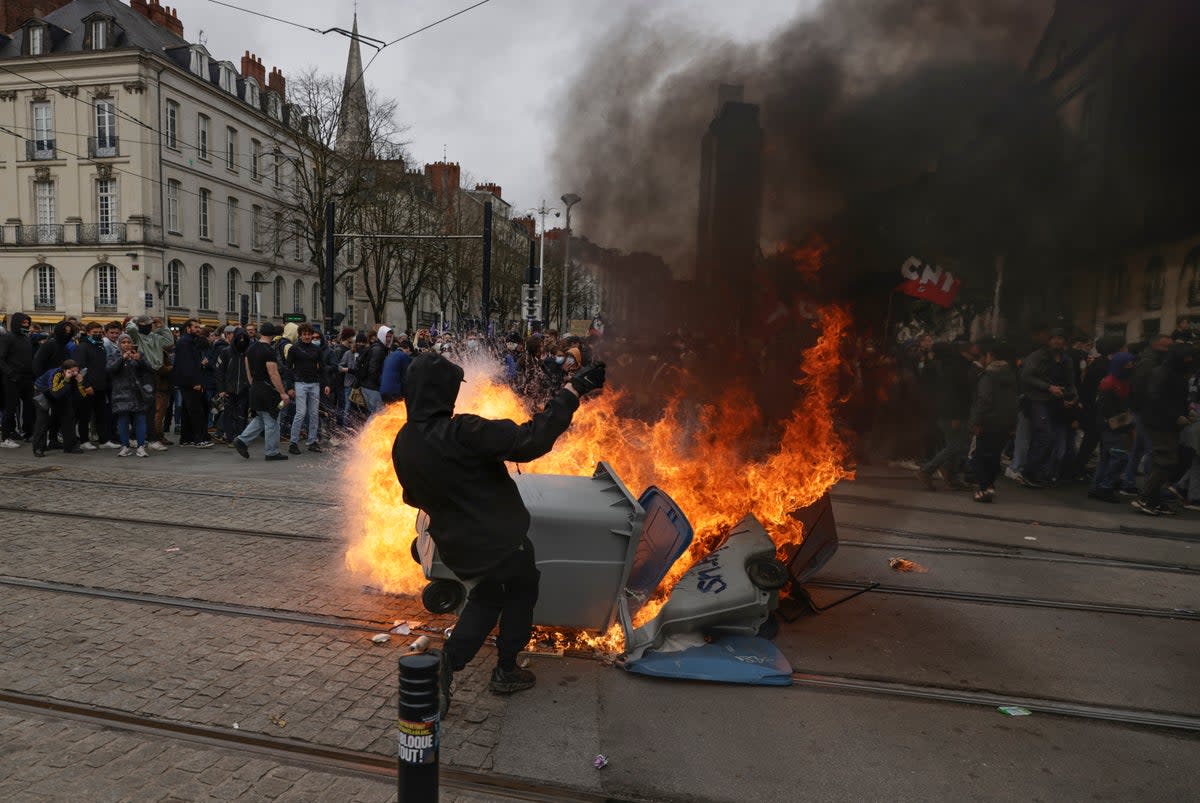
[337, 13, 372, 158]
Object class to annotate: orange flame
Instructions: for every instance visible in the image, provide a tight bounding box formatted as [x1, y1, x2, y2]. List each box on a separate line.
[342, 305, 854, 651]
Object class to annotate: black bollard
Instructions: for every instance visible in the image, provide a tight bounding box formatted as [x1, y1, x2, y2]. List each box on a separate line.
[397, 652, 441, 802]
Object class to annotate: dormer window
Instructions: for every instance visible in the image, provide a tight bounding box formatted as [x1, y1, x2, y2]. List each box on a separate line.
[266, 92, 282, 121]
[24, 22, 48, 56]
[243, 78, 260, 109]
[218, 63, 237, 95]
[83, 14, 115, 50]
[189, 46, 210, 78]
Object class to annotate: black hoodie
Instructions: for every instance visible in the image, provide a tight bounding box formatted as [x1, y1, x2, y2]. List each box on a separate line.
[33, 320, 75, 377]
[0, 312, 34, 382]
[1143, 344, 1194, 431]
[392, 352, 580, 578]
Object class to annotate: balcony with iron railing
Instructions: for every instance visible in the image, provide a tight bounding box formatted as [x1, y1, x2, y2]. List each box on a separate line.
[77, 222, 127, 244]
[88, 136, 119, 158]
[25, 139, 56, 160]
[16, 224, 64, 245]
[34, 295, 56, 311]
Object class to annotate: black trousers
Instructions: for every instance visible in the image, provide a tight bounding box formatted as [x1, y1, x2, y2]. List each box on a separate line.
[179, 387, 209, 443]
[971, 430, 1007, 492]
[2, 377, 34, 440]
[75, 390, 111, 445]
[32, 398, 76, 452]
[445, 538, 540, 672]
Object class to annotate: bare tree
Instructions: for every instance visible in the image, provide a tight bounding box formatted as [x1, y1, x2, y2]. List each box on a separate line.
[267, 69, 407, 324]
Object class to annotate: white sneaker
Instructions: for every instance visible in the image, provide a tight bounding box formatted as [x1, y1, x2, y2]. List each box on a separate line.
[148, 441, 168, 451]
[1003, 467, 1021, 481]
[117, 446, 133, 457]
[135, 446, 149, 458]
[0, 439, 20, 449]
[100, 441, 122, 450]
[78, 442, 98, 451]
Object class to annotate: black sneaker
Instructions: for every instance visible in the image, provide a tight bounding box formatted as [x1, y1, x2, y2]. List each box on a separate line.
[288, 442, 302, 455]
[234, 439, 249, 459]
[1130, 499, 1160, 516]
[1087, 489, 1119, 503]
[438, 652, 453, 719]
[1017, 473, 1044, 489]
[489, 665, 536, 694]
[265, 453, 289, 461]
[1154, 503, 1177, 516]
[307, 442, 323, 453]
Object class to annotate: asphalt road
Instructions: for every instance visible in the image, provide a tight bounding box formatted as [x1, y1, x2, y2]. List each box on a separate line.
[0, 447, 1196, 802]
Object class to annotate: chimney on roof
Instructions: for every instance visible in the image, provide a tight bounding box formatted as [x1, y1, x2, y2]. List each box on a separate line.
[268, 67, 286, 100]
[130, 0, 184, 37]
[2, 1, 71, 34]
[475, 182, 503, 199]
[241, 51, 266, 85]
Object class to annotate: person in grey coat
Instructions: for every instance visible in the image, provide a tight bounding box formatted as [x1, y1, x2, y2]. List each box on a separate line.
[107, 333, 155, 457]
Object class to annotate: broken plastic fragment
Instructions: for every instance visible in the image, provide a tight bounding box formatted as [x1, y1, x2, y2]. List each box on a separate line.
[593, 754, 609, 769]
[406, 636, 431, 653]
[232, 722, 239, 729]
[270, 714, 287, 727]
[371, 633, 390, 644]
[997, 706, 1031, 717]
[888, 557, 928, 573]
[1023, 536, 1038, 541]
[164, 547, 180, 552]
[390, 622, 411, 635]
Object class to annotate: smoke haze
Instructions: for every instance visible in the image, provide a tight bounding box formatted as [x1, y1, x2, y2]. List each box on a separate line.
[554, 0, 1055, 277]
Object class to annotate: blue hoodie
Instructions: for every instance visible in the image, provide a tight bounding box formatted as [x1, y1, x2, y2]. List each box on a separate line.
[380, 349, 411, 398]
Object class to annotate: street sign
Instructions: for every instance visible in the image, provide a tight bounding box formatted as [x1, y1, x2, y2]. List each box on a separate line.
[522, 283, 542, 322]
[283, 313, 306, 323]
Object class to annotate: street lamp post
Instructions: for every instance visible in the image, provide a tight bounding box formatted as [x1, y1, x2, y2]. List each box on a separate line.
[526, 200, 560, 326]
[560, 193, 580, 334]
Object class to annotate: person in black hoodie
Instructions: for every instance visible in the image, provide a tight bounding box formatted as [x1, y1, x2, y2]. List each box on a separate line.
[285, 323, 326, 454]
[968, 340, 1018, 502]
[917, 341, 975, 491]
[215, 327, 251, 444]
[172, 319, 212, 448]
[1072, 335, 1125, 480]
[70, 321, 117, 450]
[393, 352, 605, 711]
[0, 312, 35, 447]
[31, 320, 78, 450]
[1122, 333, 1172, 494]
[1133, 343, 1196, 515]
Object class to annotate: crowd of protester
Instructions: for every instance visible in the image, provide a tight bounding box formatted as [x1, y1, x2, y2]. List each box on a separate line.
[849, 315, 1199, 516]
[0, 312, 600, 463]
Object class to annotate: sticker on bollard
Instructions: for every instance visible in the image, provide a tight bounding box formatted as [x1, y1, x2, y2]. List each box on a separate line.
[397, 716, 438, 764]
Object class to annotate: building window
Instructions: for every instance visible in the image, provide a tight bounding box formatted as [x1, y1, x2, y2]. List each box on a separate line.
[165, 101, 178, 149]
[96, 178, 117, 240]
[189, 47, 209, 78]
[251, 139, 261, 179]
[293, 279, 303, 314]
[88, 19, 109, 50]
[312, 283, 321, 320]
[245, 80, 259, 109]
[166, 260, 182, 308]
[199, 264, 212, 309]
[35, 264, 56, 308]
[251, 205, 262, 250]
[34, 180, 56, 244]
[198, 189, 210, 238]
[225, 127, 237, 170]
[95, 264, 117, 308]
[167, 180, 180, 233]
[250, 272, 264, 318]
[273, 211, 284, 256]
[26, 24, 47, 56]
[1142, 318, 1160, 338]
[226, 268, 240, 312]
[267, 93, 282, 121]
[273, 276, 284, 316]
[91, 100, 118, 157]
[227, 197, 239, 245]
[1144, 255, 1165, 311]
[273, 152, 281, 187]
[197, 114, 209, 160]
[219, 63, 237, 94]
[293, 222, 302, 261]
[32, 101, 54, 158]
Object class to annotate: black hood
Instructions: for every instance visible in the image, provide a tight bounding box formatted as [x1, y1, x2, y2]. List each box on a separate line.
[405, 352, 464, 422]
[52, 320, 74, 343]
[8, 312, 30, 333]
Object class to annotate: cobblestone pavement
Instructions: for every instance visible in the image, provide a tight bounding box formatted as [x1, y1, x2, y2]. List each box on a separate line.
[0, 457, 522, 799]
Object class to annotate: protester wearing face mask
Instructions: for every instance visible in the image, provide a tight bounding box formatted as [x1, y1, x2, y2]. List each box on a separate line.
[0, 312, 36, 447]
[125, 315, 176, 450]
[72, 322, 120, 450]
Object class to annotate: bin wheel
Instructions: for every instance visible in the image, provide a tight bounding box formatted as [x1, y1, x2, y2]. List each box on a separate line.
[421, 580, 465, 614]
[409, 538, 420, 564]
[756, 613, 780, 640]
[746, 556, 789, 591]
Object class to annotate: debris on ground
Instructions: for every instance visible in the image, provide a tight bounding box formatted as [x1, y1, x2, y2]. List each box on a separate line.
[164, 547, 180, 552]
[1023, 536, 1038, 541]
[593, 754, 609, 769]
[270, 714, 287, 727]
[390, 621, 411, 635]
[997, 706, 1032, 717]
[888, 557, 928, 573]
[371, 633, 390, 644]
[405, 635, 431, 653]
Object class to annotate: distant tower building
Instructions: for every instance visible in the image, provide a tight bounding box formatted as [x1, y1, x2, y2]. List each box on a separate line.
[336, 14, 372, 158]
[695, 84, 764, 332]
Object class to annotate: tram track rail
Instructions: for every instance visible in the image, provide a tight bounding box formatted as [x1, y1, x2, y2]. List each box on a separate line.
[0, 471, 342, 508]
[3, 576, 1198, 734]
[0, 690, 643, 803]
[834, 493, 1200, 543]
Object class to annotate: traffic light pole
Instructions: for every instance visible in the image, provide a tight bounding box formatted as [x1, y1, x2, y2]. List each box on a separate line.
[324, 201, 336, 335]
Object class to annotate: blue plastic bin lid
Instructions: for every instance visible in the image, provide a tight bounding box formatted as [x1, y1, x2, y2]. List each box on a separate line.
[625, 486, 694, 620]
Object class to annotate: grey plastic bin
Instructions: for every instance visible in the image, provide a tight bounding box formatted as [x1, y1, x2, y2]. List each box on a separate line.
[416, 461, 647, 632]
